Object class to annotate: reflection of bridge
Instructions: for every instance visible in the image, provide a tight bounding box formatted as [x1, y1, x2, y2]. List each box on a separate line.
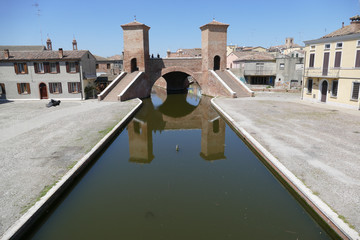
[98, 20, 253, 102]
[127, 91, 226, 164]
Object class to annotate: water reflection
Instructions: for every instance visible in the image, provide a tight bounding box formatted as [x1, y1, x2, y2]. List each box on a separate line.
[127, 86, 225, 164]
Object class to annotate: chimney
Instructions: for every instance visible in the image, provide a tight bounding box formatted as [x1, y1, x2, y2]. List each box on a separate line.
[167, 50, 171, 58]
[72, 38, 78, 50]
[58, 48, 63, 58]
[4, 49, 9, 59]
[46, 37, 52, 50]
[342, 22, 345, 28]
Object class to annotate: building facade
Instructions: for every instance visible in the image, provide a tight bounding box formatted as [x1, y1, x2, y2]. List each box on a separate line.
[0, 40, 96, 100]
[302, 15, 360, 109]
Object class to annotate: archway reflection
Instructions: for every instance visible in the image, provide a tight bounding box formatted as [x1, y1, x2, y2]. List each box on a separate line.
[127, 86, 225, 164]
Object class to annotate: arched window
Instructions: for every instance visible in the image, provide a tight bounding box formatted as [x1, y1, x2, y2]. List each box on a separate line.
[131, 58, 138, 73]
[214, 55, 220, 71]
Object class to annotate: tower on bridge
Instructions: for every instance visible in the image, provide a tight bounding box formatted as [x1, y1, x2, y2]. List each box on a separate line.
[200, 20, 229, 71]
[121, 21, 150, 73]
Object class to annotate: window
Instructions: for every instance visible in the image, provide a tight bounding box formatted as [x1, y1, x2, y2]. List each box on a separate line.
[351, 82, 360, 100]
[0, 83, 5, 95]
[309, 53, 315, 67]
[310, 45, 316, 51]
[336, 42, 343, 49]
[34, 62, 45, 73]
[66, 62, 79, 73]
[357, 40, 360, 47]
[96, 64, 99, 69]
[324, 44, 331, 50]
[49, 82, 62, 94]
[43, 62, 60, 73]
[355, 50, 360, 68]
[331, 80, 338, 97]
[307, 79, 313, 93]
[280, 63, 285, 70]
[17, 83, 31, 94]
[334, 52, 342, 68]
[68, 82, 81, 93]
[14, 63, 28, 74]
[107, 63, 110, 69]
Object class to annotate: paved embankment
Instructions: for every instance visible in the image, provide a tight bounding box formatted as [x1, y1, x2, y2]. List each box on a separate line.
[0, 99, 141, 237]
[213, 92, 360, 237]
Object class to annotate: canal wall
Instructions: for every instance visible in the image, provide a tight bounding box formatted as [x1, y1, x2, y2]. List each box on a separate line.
[1, 99, 143, 240]
[211, 97, 360, 240]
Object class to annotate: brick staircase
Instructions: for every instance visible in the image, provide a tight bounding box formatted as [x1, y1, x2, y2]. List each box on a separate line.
[215, 70, 252, 97]
[103, 71, 140, 102]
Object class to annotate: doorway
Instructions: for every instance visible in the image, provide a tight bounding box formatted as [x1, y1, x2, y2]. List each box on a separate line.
[321, 80, 328, 102]
[213, 56, 220, 71]
[131, 58, 138, 73]
[39, 83, 48, 99]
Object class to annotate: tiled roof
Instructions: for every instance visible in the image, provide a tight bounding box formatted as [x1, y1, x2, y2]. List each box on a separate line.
[94, 55, 109, 61]
[200, 20, 229, 30]
[107, 54, 123, 61]
[0, 45, 46, 51]
[321, 23, 360, 38]
[232, 52, 275, 61]
[121, 21, 150, 29]
[0, 50, 89, 61]
[269, 43, 302, 50]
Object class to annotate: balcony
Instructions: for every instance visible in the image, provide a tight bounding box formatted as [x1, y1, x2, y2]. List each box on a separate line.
[244, 69, 276, 76]
[304, 68, 340, 78]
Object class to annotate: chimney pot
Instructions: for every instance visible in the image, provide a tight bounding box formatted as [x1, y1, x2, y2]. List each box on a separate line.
[72, 38, 78, 50]
[46, 38, 52, 50]
[59, 48, 63, 58]
[4, 49, 9, 59]
[342, 22, 345, 28]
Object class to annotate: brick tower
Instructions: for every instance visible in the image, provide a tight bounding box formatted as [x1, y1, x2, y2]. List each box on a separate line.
[121, 21, 150, 73]
[200, 20, 229, 71]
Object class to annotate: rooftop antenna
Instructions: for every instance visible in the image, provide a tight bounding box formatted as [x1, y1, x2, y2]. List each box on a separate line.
[32, 2, 43, 45]
[134, 15, 136, 21]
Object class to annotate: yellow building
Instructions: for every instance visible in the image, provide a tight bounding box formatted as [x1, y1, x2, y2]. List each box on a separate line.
[302, 15, 360, 110]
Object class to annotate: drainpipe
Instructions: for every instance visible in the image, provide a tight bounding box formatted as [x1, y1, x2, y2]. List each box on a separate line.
[300, 50, 307, 100]
[79, 63, 84, 100]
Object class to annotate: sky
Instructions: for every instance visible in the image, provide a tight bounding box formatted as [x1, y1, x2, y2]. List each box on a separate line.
[0, 0, 359, 57]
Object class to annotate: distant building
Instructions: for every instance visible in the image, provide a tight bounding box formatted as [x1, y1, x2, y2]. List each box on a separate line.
[166, 48, 202, 58]
[95, 54, 123, 76]
[275, 51, 304, 89]
[0, 38, 97, 100]
[229, 51, 277, 86]
[269, 37, 303, 54]
[302, 15, 360, 109]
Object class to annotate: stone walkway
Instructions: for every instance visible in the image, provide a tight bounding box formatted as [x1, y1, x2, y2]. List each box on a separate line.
[0, 99, 141, 237]
[213, 92, 360, 234]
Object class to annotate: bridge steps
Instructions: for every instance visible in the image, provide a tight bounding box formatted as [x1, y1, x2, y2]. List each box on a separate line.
[215, 70, 253, 97]
[102, 71, 140, 102]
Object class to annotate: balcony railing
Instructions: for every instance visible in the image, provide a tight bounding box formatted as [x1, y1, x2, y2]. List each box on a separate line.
[244, 70, 276, 76]
[304, 68, 340, 78]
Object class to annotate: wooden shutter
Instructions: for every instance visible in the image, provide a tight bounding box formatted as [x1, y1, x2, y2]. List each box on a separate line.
[56, 62, 60, 73]
[14, 63, 19, 74]
[66, 62, 70, 73]
[17, 83, 21, 94]
[24, 63, 28, 74]
[49, 83, 53, 93]
[322, 52, 329, 76]
[26, 83, 31, 94]
[355, 50, 360, 68]
[334, 52, 341, 68]
[34, 63, 39, 73]
[309, 54, 315, 68]
[68, 82, 72, 93]
[75, 62, 79, 73]
[59, 83, 62, 93]
[77, 82, 81, 91]
[44, 62, 49, 73]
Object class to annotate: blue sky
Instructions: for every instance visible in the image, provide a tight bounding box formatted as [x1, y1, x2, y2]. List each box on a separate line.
[0, 0, 359, 57]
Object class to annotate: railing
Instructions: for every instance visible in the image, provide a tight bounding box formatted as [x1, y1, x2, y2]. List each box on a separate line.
[304, 68, 340, 78]
[244, 70, 276, 76]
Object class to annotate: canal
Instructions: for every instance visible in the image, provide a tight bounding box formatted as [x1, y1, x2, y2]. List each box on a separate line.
[25, 85, 331, 239]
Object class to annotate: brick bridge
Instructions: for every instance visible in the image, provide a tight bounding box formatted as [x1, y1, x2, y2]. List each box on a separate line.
[98, 20, 253, 102]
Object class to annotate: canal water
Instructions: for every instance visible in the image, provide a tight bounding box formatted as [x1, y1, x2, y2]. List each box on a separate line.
[25, 85, 331, 240]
